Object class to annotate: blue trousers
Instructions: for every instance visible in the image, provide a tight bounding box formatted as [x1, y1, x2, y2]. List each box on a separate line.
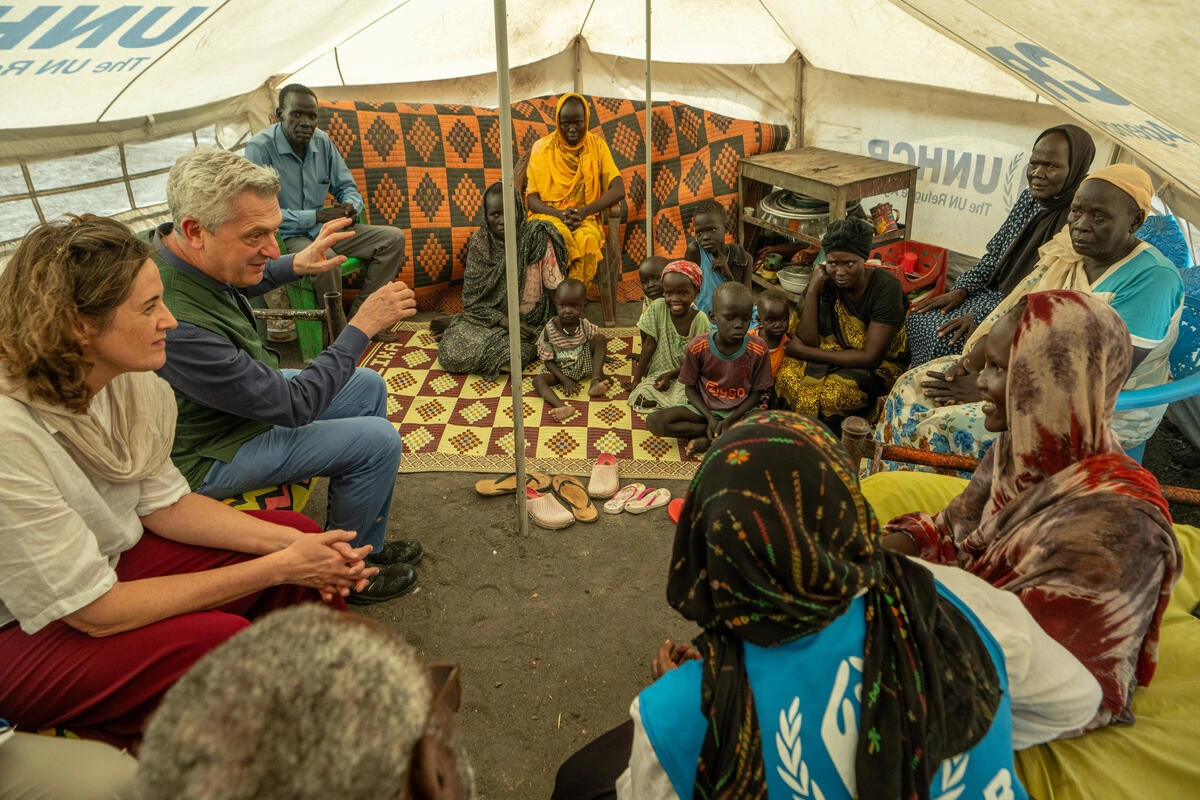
[197, 368, 401, 552]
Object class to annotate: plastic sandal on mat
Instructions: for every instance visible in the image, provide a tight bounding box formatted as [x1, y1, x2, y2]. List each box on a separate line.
[603, 483, 648, 514]
[526, 486, 575, 530]
[551, 475, 600, 523]
[587, 453, 620, 499]
[626, 487, 671, 515]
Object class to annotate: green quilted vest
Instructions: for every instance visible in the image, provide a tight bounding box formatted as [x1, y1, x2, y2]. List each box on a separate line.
[153, 247, 277, 488]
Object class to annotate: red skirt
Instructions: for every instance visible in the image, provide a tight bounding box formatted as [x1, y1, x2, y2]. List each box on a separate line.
[0, 510, 345, 750]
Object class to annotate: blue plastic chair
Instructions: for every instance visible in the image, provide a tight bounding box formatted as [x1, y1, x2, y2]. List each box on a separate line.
[1115, 270, 1200, 462]
[1137, 214, 1190, 270]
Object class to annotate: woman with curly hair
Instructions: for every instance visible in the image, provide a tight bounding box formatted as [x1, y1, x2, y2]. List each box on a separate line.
[0, 215, 372, 748]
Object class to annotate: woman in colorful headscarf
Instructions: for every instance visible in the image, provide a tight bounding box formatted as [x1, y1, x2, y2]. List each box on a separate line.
[775, 217, 908, 430]
[617, 411, 1099, 800]
[876, 163, 1184, 467]
[525, 93, 626, 286]
[437, 182, 569, 376]
[627, 260, 711, 411]
[906, 125, 1096, 366]
[884, 291, 1181, 731]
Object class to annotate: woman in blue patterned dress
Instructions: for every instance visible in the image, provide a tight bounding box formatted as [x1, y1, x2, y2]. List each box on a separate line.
[905, 125, 1095, 367]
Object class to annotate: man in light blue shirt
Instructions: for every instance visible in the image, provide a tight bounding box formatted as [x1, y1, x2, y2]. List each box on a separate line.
[246, 83, 404, 342]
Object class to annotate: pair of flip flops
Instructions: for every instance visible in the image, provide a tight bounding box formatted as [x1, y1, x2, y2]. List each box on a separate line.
[603, 483, 672, 515]
[527, 475, 599, 529]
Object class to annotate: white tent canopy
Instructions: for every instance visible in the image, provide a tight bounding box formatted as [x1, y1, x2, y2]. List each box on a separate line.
[1, 0, 1197, 254]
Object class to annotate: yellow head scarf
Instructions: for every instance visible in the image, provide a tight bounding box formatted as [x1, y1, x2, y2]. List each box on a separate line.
[1081, 163, 1154, 215]
[526, 93, 608, 208]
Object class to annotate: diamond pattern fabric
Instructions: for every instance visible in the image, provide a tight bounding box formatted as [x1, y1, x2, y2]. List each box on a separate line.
[315, 95, 787, 307]
[359, 323, 702, 479]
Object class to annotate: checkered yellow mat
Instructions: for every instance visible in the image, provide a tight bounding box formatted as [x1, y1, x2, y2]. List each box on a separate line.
[359, 322, 700, 480]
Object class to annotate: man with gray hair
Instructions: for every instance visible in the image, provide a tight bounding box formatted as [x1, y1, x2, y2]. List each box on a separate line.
[137, 604, 476, 800]
[246, 83, 405, 343]
[152, 147, 422, 605]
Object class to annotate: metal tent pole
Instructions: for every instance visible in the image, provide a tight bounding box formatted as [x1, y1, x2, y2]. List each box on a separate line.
[644, 0, 653, 251]
[492, 0, 529, 536]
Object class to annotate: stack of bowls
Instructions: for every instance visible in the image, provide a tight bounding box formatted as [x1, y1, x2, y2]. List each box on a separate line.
[757, 191, 862, 242]
[776, 264, 814, 295]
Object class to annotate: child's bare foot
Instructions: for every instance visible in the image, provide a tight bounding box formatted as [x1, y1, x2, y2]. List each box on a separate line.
[588, 378, 612, 398]
[685, 437, 711, 457]
[550, 406, 575, 422]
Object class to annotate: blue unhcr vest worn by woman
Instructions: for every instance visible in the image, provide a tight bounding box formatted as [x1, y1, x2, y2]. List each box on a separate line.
[638, 583, 1027, 800]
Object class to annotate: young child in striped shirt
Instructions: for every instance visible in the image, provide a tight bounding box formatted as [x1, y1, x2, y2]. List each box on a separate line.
[533, 279, 613, 422]
[646, 282, 773, 455]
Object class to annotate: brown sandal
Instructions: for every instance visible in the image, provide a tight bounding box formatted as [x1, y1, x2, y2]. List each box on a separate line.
[474, 472, 552, 497]
[550, 475, 599, 523]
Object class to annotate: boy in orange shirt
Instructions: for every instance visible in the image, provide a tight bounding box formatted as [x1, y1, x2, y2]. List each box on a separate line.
[748, 288, 794, 378]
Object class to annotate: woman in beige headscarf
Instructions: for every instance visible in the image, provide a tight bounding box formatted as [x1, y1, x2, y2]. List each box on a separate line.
[0, 215, 374, 749]
[875, 163, 1184, 467]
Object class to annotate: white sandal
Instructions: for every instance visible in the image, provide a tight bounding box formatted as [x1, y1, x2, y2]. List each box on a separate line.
[625, 487, 671, 515]
[603, 483, 648, 514]
[526, 486, 575, 530]
[588, 453, 620, 499]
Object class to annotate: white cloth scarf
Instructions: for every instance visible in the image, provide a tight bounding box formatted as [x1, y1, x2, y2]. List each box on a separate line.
[0, 368, 176, 482]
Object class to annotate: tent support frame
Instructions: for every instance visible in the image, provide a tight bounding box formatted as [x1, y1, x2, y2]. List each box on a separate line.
[493, 0, 529, 536]
[644, 0, 652, 252]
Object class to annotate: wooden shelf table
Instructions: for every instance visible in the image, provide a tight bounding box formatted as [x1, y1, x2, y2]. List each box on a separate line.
[737, 147, 918, 251]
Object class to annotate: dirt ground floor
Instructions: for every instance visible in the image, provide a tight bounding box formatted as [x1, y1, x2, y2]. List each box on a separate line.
[286, 300, 1200, 799]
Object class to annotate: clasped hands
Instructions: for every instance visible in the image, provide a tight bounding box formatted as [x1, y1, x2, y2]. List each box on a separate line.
[560, 206, 586, 231]
[920, 359, 979, 407]
[282, 529, 378, 603]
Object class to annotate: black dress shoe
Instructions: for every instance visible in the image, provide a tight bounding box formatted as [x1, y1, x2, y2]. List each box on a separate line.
[366, 539, 424, 567]
[346, 562, 417, 605]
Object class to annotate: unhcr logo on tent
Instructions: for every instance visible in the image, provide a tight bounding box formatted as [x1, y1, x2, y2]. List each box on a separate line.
[0, 5, 207, 51]
[867, 141, 1005, 196]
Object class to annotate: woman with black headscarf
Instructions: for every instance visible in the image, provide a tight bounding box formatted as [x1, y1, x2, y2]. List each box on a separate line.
[905, 125, 1095, 366]
[775, 217, 908, 431]
[436, 181, 569, 376]
[616, 411, 1101, 800]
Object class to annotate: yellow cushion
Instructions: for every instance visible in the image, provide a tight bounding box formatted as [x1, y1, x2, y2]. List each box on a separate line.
[860, 471, 1200, 799]
[860, 470, 969, 522]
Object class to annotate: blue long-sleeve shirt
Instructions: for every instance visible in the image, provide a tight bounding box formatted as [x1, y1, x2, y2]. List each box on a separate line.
[152, 225, 370, 427]
[244, 124, 364, 240]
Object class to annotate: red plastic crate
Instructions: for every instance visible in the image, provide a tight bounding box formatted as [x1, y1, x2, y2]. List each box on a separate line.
[870, 240, 948, 297]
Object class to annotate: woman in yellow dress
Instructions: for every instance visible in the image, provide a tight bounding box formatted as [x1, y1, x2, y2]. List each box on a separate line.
[525, 93, 626, 285]
[776, 218, 909, 431]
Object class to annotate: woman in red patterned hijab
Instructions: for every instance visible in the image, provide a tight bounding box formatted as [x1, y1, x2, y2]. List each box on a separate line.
[885, 289, 1180, 730]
